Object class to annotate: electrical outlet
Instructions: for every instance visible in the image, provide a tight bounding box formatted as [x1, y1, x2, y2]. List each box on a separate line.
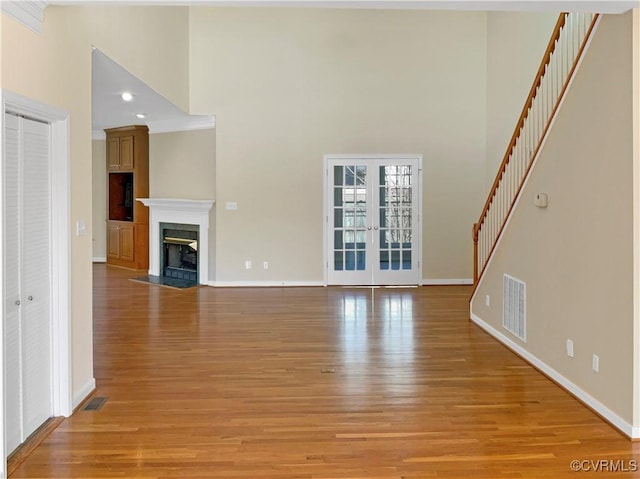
[566, 339, 574, 358]
[245, 260, 252, 269]
[485, 295, 490, 307]
[263, 261, 269, 269]
[592, 354, 599, 372]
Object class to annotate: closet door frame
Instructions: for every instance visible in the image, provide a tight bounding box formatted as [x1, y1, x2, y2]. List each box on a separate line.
[1, 90, 72, 475]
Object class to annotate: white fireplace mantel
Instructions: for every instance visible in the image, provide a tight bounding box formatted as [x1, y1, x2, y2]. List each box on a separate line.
[137, 198, 215, 284]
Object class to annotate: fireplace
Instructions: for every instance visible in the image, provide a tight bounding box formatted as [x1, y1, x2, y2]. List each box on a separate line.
[161, 223, 199, 283]
[137, 198, 215, 285]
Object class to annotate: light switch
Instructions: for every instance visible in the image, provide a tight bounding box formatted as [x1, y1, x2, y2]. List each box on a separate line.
[226, 202, 238, 210]
[76, 220, 87, 237]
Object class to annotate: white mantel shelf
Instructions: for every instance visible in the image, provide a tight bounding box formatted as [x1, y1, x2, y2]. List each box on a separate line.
[138, 198, 214, 212]
[137, 198, 215, 285]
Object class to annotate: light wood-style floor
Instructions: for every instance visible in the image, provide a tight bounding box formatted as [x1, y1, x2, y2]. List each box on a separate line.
[10, 264, 640, 478]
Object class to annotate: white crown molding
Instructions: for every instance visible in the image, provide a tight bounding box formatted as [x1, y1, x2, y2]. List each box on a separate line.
[92, 130, 106, 141]
[1, 0, 48, 34]
[147, 115, 215, 134]
[47, 1, 638, 14]
[92, 115, 215, 139]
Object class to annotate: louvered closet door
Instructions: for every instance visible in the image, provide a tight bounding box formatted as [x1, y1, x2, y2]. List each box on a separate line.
[4, 113, 23, 454]
[20, 117, 52, 439]
[4, 113, 52, 454]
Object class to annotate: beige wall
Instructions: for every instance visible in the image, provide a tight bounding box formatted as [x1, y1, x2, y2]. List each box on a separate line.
[149, 129, 216, 279]
[471, 13, 634, 422]
[1, 4, 190, 403]
[189, 8, 488, 282]
[486, 11, 558, 193]
[92, 140, 106, 260]
[60, 6, 190, 112]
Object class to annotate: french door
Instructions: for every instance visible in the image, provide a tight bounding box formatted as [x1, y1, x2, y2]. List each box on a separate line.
[326, 155, 421, 286]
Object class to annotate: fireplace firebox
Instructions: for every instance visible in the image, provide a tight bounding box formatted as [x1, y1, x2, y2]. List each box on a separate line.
[160, 222, 199, 284]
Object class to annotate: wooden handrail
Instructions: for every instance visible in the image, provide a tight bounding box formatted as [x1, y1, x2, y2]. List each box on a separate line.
[472, 12, 600, 287]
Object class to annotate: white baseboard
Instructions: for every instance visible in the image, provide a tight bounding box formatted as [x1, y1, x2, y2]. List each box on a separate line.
[209, 280, 325, 287]
[470, 311, 636, 438]
[92, 257, 106, 263]
[423, 278, 473, 285]
[72, 378, 96, 411]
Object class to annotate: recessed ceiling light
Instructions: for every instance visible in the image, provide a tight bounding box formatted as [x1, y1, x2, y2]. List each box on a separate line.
[135, 113, 146, 119]
[121, 92, 133, 102]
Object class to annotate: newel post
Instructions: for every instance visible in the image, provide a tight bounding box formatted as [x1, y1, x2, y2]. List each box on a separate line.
[472, 223, 479, 285]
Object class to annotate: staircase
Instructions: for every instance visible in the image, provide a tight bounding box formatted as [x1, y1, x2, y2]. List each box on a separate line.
[473, 12, 601, 290]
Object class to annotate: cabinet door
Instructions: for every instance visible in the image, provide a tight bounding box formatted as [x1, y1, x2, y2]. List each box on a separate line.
[107, 137, 120, 171]
[119, 223, 135, 262]
[119, 136, 134, 170]
[107, 222, 121, 259]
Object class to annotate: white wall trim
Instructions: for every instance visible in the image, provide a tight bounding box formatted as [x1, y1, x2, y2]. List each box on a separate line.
[470, 16, 601, 307]
[72, 378, 96, 411]
[209, 280, 325, 287]
[1, 1, 47, 35]
[470, 310, 636, 439]
[92, 257, 106, 263]
[423, 278, 473, 285]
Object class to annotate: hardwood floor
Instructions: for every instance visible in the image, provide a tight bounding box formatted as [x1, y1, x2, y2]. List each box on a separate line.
[10, 264, 640, 478]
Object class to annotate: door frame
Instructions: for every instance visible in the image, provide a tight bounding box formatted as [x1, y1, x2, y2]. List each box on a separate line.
[323, 154, 423, 286]
[1, 90, 72, 474]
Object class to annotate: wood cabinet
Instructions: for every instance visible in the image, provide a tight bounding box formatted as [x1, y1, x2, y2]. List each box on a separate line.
[106, 126, 149, 270]
[108, 135, 134, 171]
[107, 221, 135, 262]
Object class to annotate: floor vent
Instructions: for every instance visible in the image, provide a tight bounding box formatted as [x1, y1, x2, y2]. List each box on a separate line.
[82, 396, 108, 411]
[503, 274, 526, 342]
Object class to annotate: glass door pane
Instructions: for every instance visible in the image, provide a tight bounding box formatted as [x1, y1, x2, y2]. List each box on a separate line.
[373, 159, 420, 285]
[329, 163, 371, 285]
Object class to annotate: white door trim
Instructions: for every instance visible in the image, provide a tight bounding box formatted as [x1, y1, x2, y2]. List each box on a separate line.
[1, 90, 72, 475]
[323, 154, 423, 286]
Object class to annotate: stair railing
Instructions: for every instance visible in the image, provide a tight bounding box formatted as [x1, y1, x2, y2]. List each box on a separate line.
[473, 12, 600, 287]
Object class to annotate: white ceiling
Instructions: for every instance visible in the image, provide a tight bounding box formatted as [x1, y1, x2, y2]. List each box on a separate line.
[91, 48, 213, 138]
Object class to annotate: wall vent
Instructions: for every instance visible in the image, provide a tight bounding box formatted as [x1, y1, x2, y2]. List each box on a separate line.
[503, 274, 526, 342]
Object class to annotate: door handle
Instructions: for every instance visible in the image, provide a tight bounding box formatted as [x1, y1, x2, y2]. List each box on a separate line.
[373, 226, 379, 230]
[14, 300, 20, 306]
[28, 296, 33, 301]
[367, 226, 372, 230]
